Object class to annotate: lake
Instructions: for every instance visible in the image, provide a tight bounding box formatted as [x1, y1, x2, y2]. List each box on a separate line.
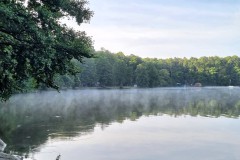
[1, 87, 240, 160]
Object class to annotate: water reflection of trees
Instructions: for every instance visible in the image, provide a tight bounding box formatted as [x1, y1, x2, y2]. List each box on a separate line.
[1, 88, 240, 155]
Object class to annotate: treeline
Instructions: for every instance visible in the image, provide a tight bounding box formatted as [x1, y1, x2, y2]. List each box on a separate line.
[25, 49, 240, 89]
[53, 49, 240, 88]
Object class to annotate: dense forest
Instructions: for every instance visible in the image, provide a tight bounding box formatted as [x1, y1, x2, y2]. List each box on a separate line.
[46, 49, 240, 89]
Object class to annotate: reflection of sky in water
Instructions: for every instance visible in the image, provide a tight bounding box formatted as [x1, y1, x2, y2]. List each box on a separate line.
[2, 87, 240, 160]
[33, 115, 240, 160]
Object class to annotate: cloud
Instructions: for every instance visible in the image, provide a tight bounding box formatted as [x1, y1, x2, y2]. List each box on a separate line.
[64, 0, 240, 58]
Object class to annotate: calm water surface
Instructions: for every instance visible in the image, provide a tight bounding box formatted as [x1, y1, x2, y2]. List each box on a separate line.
[1, 87, 240, 160]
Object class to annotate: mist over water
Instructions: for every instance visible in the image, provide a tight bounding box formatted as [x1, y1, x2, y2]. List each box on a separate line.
[1, 87, 240, 160]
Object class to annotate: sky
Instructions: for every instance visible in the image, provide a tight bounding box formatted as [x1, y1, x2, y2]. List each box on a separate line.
[67, 0, 240, 58]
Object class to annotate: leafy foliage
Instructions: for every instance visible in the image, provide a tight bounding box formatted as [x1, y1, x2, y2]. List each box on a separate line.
[0, 0, 94, 100]
[70, 50, 240, 88]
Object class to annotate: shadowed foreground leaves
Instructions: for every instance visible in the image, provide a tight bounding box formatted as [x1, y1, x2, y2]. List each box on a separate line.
[0, 0, 94, 100]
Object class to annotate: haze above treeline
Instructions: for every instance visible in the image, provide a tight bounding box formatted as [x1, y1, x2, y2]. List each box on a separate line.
[22, 49, 240, 91]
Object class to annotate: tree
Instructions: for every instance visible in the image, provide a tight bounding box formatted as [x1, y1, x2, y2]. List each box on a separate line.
[127, 54, 143, 85]
[136, 64, 149, 87]
[79, 58, 97, 87]
[145, 61, 160, 87]
[0, 0, 94, 100]
[95, 51, 114, 87]
[113, 59, 127, 87]
[158, 69, 170, 86]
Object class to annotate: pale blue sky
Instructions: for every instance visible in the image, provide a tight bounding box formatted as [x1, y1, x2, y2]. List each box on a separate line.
[72, 0, 240, 58]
